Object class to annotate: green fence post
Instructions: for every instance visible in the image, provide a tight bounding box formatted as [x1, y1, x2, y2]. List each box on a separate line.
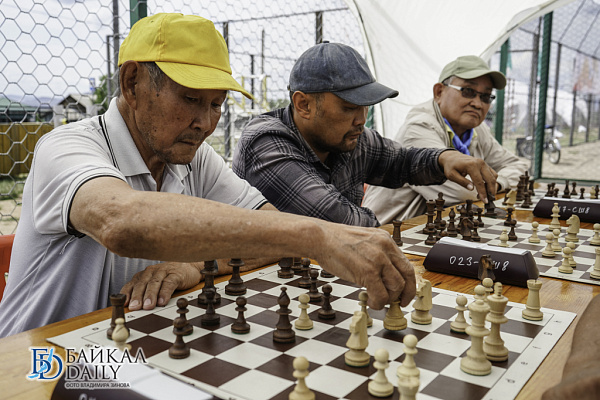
[533, 13, 552, 179]
[494, 40, 509, 144]
[130, 0, 147, 26]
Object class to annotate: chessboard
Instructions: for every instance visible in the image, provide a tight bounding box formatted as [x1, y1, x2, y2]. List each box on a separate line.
[493, 190, 546, 211]
[48, 263, 575, 400]
[399, 217, 600, 285]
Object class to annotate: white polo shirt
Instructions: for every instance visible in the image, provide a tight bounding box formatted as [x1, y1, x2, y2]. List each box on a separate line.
[0, 99, 266, 337]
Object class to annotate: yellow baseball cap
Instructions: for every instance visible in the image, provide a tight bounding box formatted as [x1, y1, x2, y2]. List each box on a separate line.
[118, 13, 252, 99]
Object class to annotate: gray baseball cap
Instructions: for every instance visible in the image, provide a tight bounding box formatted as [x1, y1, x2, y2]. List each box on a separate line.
[288, 42, 399, 106]
[439, 55, 506, 90]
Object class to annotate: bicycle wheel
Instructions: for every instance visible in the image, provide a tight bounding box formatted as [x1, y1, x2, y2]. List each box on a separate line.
[546, 141, 561, 164]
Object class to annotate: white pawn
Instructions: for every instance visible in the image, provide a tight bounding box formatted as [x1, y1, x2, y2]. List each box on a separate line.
[542, 232, 555, 258]
[528, 221, 540, 243]
[482, 278, 494, 304]
[289, 356, 315, 400]
[498, 229, 509, 247]
[558, 247, 573, 274]
[359, 291, 373, 327]
[368, 348, 394, 398]
[591, 224, 600, 246]
[113, 317, 131, 352]
[295, 294, 313, 330]
[567, 242, 577, 268]
[552, 228, 562, 252]
[450, 295, 469, 333]
[397, 334, 420, 379]
[591, 248, 600, 280]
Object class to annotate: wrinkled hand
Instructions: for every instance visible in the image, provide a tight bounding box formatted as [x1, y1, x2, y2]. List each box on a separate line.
[120, 262, 203, 310]
[314, 224, 416, 310]
[438, 150, 498, 203]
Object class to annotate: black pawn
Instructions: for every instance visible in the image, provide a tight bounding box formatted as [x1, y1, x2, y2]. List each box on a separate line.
[107, 293, 128, 340]
[225, 258, 246, 296]
[392, 219, 403, 246]
[277, 257, 295, 279]
[553, 188, 560, 198]
[169, 317, 190, 359]
[175, 298, 193, 336]
[562, 180, 571, 198]
[580, 188, 585, 199]
[508, 220, 518, 241]
[298, 258, 312, 288]
[485, 192, 497, 218]
[198, 260, 221, 305]
[318, 284, 336, 320]
[521, 190, 532, 208]
[231, 296, 250, 334]
[291, 257, 302, 274]
[571, 181, 577, 196]
[476, 207, 484, 227]
[308, 269, 322, 303]
[472, 220, 481, 242]
[425, 222, 437, 245]
[504, 207, 514, 226]
[200, 288, 220, 326]
[273, 287, 295, 343]
[447, 208, 458, 237]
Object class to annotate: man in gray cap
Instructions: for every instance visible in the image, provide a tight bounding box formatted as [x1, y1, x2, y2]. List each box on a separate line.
[363, 55, 528, 224]
[233, 45, 498, 227]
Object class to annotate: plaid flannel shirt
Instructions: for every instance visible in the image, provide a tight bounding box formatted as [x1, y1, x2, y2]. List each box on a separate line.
[232, 106, 446, 227]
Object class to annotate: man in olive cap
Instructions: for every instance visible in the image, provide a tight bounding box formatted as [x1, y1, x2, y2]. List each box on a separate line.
[363, 55, 528, 223]
[234, 45, 498, 227]
[0, 15, 418, 337]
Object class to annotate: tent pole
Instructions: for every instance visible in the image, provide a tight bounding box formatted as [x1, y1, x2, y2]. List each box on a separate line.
[533, 12, 553, 180]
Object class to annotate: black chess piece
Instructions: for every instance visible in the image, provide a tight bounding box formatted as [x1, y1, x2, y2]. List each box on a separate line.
[200, 288, 220, 326]
[169, 316, 190, 359]
[175, 298, 193, 336]
[435, 220, 447, 241]
[107, 293, 128, 340]
[508, 220, 518, 241]
[476, 207, 484, 227]
[392, 219, 403, 246]
[502, 191, 509, 205]
[425, 222, 437, 245]
[291, 257, 302, 274]
[465, 199, 473, 216]
[434, 193, 445, 229]
[273, 287, 295, 343]
[563, 180, 571, 198]
[298, 258, 312, 288]
[225, 258, 247, 296]
[521, 190, 532, 208]
[318, 284, 336, 320]
[447, 207, 458, 237]
[485, 192, 498, 218]
[580, 188, 585, 199]
[553, 188, 560, 197]
[459, 217, 473, 241]
[198, 260, 221, 305]
[528, 180, 535, 197]
[320, 269, 335, 278]
[504, 207, 514, 226]
[423, 200, 436, 234]
[231, 296, 250, 334]
[277, 257, 295, 279]
[571, 181, 577, 196]
[472, 220, 481, 242]
[308, 269, 322, 303]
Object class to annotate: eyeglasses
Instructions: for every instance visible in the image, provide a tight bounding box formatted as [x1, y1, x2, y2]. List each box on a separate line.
[444, 84, 496, 104]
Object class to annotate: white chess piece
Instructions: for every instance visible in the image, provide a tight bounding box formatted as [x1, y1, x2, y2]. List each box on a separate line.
[549, 203, 561, 231]
[591, 223, 600, 246]
[295, 294, 313, 330]
[359, 291, 373, 327]
[345, 311, 370, 367]
[522, 279, 543, 321]
[567, 242, 577, 268]
[397, 334, 420, 379]
[411, 280, 432, 324]
[460, 286, 492, 376]
[498, 229, 509, 247]
[552, 228, 562, 252]
[368, 348, 394, 397]
[112, 317, 131, 352]
[483, 282, 509, 362]
[528, 221, 540, 243]
[542, 232, 556, 258]
[289, 356, 315, 400]
[450, 295, 469, 333]
[383, 299, 407, 331]
[558, 247, 573, 274]
[591, 248, 600, 280]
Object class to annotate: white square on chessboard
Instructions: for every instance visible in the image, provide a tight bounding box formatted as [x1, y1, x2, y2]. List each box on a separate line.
[417, 332, 471, 357]
[148, 348, 213, 374]
[327, 296, 365, 315]
[367, 335, 406, 360]
[328, 281, 364, 298]
[153, 303, 205, 320]
[294, 320, 338, 339]
[284, 338, 346, 365]
[502, 331, 534, 353]
[149, 324, 211, 343]
[431, 290, 472, 307]
[88, 327, 147, 347]
[212, 322, 272, 342]
[505, 306, 550, 325]
[440, 357, 505, 388]
[217, 342, 282, 369]
[212, 300, 265, 320]
[406, 316, 446, 333]
[263, 284, 306, 300]
[307, 365, 367, 398]
[219, 369, 293, 400]
[218, 288, 261, 302]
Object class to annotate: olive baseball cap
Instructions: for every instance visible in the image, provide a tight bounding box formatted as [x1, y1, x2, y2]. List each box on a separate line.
[118, 13, 252, 99]
[288, 42, 398, 106]
[439, 55, 506, 90]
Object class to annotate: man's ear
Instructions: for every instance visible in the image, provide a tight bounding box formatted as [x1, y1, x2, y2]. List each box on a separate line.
[120, 61, 140, 109]
[292, 91, 312, 120]
[433, 83, 445, 103]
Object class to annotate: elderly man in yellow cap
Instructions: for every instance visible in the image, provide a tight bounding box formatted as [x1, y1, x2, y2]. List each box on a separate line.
[0, 14, 418, 337]
[363, 55, 528, 223]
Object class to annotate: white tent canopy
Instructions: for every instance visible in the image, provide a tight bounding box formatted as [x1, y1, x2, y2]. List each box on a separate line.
[344, 0, 574, 138]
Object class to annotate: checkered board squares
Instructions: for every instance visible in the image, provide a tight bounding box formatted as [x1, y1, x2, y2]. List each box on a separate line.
[48, 264, 575, 400]
[399, 216, 600, 285]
